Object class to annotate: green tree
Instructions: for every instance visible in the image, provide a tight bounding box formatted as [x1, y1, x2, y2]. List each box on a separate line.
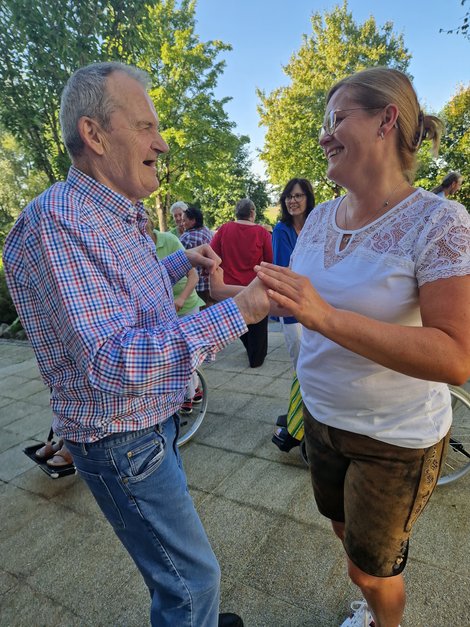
[190, 140, 271, 227]
[0, 0, 253, 231]
[0, 128, 48, 246]
[0, 0, 149, 183]
[135, 0, 253, 230]
[439, 84, 470, 206]
[257, 1, 410, 202]
[416, 84, 469, 208]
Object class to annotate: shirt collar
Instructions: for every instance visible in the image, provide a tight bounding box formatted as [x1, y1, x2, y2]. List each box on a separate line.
[67, 166, 145, 225]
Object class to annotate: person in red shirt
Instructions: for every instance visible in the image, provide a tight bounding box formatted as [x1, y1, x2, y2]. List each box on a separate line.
[211, 198, 273, 367]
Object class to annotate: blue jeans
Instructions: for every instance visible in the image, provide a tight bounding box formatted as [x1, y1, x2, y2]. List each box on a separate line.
[65, 416, 220, 627]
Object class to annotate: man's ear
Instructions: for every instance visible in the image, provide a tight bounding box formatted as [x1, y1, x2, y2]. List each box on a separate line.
[77, 116, 106, 156]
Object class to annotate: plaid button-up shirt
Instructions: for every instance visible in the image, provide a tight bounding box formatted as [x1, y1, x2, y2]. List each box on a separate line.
[180, 226, 213, 291]
[3, 167, 246, 442]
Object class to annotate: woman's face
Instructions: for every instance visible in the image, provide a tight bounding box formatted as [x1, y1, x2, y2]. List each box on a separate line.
[319, 87, 382, 188]
[172, 208, 184, 228]
[183, 212, 196, 230]
[285, 183, 308, 218]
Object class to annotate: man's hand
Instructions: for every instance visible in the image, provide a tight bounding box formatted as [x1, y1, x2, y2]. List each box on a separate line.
[233, 277, 270, 325]
[185, 245, 220, 276]
[210, 267, 242, 301]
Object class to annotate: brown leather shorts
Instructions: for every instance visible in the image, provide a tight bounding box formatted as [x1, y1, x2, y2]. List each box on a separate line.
[304, 406, 449, 577]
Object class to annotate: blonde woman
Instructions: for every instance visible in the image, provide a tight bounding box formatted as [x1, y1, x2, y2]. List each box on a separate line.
[257, 67, 470, 627]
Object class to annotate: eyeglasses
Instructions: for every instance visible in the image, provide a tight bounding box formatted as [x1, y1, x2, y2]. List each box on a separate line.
[286, 193, 306, 202]
[319, 107, 381, 140]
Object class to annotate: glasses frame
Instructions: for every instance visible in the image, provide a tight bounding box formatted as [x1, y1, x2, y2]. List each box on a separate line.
[319, 107, 381, 140]
[285, 193, 306, 203]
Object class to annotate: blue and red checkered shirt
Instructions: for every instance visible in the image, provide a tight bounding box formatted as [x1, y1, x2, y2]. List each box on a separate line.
[3, 167, 246, 442]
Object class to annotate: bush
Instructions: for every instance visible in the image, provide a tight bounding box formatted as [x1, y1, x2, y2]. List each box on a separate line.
[0, 266, 18, 324]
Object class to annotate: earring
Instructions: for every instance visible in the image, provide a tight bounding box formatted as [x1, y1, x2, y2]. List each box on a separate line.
[379, 131, 384, 140]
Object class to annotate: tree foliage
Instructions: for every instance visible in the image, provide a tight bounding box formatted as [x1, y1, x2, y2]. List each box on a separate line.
[0, 127, 48, 247]
[0, 0, 261, 231]
[133, 0, 256, 229]
[257, 1, 410, 202]
[440, 0, 469, 40]
[416, 84, 470, 207]
[0, 0, 153, 184]
[189, 140, 271, 227]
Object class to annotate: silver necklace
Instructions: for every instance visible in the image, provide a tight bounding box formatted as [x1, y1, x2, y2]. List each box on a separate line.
[342, 180, 408, 245]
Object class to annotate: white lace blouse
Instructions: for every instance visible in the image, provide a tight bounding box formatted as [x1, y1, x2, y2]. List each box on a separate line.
[292, 188, 470, 448]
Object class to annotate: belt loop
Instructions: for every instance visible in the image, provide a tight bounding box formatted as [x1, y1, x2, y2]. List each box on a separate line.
[80, 442, 88, 456]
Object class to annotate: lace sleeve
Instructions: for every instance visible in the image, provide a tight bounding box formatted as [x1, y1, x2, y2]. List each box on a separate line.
[416, 201, 470, 287]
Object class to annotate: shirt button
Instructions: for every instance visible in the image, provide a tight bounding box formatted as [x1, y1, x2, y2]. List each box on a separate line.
[126, 215, 133, 223]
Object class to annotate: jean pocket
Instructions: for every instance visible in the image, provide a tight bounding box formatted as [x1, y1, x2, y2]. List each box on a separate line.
[76, 468, 126, 530]
[124, 430, 166, 483]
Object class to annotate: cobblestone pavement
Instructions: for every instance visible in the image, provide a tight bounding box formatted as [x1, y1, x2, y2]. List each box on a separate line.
[1, 329, 469, 626]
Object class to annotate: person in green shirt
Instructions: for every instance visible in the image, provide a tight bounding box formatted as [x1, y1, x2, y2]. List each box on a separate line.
[154, 229, 205, 316]
[154, 230, 205, 413]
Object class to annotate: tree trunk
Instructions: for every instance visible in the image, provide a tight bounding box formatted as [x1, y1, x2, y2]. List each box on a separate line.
[155, 194, 167, 232]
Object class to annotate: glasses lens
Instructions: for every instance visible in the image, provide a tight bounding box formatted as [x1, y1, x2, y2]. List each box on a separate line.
[287, 193, 304, 202]
[319, 110, 335, 140]
[328, 110, 336, 134]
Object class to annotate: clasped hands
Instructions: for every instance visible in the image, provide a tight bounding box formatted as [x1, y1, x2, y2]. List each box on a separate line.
[254, 262, 330, 331]
[186, 245, 328, 329]
[201, 249, 329, 330]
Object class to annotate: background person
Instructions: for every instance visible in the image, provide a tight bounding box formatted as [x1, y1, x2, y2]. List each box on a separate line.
[3, 61, 270, 627]
[270, 178, 315, 450]
[180, 206, 214, 307]
[211, 198, 273, 368]
[153, 228, 205, 414]
[431, 170, 464, 198]
[256, 66, 470, 627]
[169, 200, 187, 237]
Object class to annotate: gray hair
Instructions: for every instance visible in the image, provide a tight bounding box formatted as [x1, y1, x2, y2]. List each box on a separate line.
[59, 62, 151, 159]
[170, 201, 188, 215]
[235, 198, 256, 220]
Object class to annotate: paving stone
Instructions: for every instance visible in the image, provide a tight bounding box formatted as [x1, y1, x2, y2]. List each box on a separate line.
[1, 335, 469, 627]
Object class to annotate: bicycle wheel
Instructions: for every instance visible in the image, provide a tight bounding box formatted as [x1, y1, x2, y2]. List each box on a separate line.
[438, 385, 470, 486]
[177, 368, 208, 447]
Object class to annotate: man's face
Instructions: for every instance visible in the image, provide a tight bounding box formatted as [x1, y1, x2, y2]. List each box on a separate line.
[96, 71, 169, 203]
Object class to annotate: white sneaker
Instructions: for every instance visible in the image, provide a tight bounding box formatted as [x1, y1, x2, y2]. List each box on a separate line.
[340, 600, 374, 627]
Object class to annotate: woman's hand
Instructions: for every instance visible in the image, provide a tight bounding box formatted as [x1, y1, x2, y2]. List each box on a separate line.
[255, 262, 332, 331]
[174, 296, 185, 312]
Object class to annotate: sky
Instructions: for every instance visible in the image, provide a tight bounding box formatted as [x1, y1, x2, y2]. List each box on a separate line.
[194, 0, 470, 175]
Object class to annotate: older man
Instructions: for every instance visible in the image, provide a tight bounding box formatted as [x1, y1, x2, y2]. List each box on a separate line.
[2, 62, 269, 627]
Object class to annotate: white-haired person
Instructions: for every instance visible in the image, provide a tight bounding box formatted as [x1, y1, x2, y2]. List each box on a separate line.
[169, 200, 187, 237]
[256, 66, 470, 627]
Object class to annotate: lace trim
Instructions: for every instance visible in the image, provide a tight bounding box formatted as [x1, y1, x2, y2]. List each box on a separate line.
[295, 190, 470, 285]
